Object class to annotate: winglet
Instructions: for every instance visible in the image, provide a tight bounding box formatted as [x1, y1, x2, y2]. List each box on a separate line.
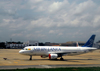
[82, 34, 96, 47]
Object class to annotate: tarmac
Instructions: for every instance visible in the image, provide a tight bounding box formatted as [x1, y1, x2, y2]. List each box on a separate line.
[0, 49, 100, 69]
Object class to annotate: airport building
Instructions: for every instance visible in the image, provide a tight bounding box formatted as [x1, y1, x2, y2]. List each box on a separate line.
[6, 40, 39, 49]
[0, 40, 99, 49]
[45, 42, 59, 46]
[23, 40, 38, 46]
[60, 41, 85, 46]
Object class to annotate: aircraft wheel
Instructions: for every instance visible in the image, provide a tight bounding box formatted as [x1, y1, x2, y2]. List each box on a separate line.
[29, 55, 32, 60]
[60, 58, 64, 60]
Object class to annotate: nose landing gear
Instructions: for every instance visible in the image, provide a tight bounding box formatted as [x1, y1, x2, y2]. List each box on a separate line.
[29, 55, 32, 60]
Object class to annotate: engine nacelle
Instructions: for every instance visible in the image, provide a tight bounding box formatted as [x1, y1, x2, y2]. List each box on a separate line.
[49, 54, 58, 59]
[41, 55, 48, 58]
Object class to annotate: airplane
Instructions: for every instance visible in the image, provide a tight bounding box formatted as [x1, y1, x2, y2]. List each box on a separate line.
[19, 34, 97, 60]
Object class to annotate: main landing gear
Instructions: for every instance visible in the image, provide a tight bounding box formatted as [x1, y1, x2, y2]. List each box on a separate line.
[60, 56, 64, 60]
[29, 55, 32, 60]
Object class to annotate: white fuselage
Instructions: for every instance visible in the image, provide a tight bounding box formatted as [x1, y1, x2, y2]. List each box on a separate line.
[19, 46, 97, 56]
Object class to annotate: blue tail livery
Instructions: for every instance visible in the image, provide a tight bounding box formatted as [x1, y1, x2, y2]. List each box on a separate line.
[82, 34, 96, 47]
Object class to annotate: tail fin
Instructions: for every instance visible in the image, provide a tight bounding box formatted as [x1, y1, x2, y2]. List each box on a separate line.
[82, 34, 96, 47]
[76, 42, 79, 47]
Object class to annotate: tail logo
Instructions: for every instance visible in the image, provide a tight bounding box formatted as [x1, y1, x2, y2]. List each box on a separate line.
[86, 39, 93, 47]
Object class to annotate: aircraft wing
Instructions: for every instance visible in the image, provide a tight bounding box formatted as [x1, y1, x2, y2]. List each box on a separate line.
[48, 51, 83, 56]
[48, 51, 69, 56]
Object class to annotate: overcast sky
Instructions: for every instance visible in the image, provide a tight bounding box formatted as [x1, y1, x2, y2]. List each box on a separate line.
[0, 0, 100, 43]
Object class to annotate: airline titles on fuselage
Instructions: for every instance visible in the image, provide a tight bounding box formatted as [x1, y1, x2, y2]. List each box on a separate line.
[26, 47, 61, 51]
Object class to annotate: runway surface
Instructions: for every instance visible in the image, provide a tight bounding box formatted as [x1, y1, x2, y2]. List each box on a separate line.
[0, 49, 100, 69]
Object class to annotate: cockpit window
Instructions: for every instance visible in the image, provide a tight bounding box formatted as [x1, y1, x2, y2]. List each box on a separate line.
[23, 48, 31, 50]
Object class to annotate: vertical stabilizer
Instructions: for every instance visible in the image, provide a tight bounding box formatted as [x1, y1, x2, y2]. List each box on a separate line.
[82, 35, 96, 47]
[76, 42, 79, 47]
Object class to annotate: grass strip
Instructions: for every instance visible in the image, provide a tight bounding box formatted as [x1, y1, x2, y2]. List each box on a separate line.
[0, 67, 100, 71]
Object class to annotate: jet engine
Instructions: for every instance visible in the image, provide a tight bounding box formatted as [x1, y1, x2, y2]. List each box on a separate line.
[41, 55, 48, 58]
[49, 54, 58, 59]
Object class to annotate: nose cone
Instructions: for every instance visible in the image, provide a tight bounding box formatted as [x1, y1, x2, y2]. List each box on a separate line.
[19, 50, 21, 53]
[19, 50, 24, 54]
